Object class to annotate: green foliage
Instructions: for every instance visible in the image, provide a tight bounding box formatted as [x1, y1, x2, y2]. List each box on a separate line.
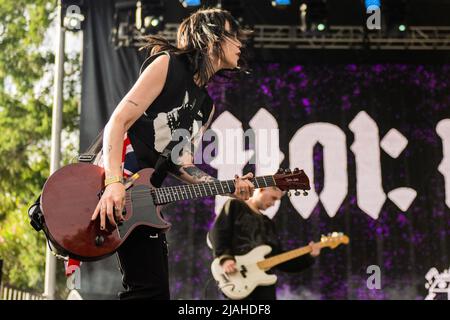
[0, 0, 80, 298]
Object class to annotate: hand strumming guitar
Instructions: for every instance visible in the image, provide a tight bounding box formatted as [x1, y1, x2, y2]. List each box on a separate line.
[222, 259, 238, 274]
[91, 182, 125, 230]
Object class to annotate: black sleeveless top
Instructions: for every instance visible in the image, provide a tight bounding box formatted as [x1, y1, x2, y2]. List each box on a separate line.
[127, 51, 214, 169]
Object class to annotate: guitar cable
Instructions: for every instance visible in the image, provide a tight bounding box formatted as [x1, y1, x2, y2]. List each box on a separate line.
[202, 276, 217, 300]
[203, 276, 236, 300]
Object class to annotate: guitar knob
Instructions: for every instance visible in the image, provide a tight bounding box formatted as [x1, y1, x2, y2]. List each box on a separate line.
[295, 190, 301, 196]
[287, 191, 292, 197]
[95, 235, 105, 247]
[303, 191, 308, 196]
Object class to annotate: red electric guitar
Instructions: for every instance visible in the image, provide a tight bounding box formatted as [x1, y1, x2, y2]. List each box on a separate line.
[39, 163, 310, 261]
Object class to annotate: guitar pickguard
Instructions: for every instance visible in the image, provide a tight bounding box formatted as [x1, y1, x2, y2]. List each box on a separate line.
[117, 185, 168, 238]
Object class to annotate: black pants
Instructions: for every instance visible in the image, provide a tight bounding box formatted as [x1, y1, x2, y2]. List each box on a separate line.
[116, 226, 170, 300]
[244, 285, 276, 300]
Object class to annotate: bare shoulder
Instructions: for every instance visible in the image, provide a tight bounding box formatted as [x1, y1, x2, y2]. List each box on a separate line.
[111, 53, 172, 128]
[133, 53, 170, 92]
[140, 53, 170, 77]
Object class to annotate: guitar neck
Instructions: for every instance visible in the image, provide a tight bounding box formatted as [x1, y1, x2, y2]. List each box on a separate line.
[152, 176, 277, 205]
[257, 242, 327, 270]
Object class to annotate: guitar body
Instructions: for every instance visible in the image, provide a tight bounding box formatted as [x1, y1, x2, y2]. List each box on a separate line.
[211, 245, 277, 300]
[38, 162, 312, 262]
[40, 163, 171, 261]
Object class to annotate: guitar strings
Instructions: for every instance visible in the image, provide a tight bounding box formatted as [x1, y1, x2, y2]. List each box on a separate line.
[118, 176, 278, 197]
[115, 175, 304, 206]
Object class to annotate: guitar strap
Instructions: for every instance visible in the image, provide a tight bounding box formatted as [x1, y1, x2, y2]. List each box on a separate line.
[141, 51, 208, 187]
[150, 87, 206, 187]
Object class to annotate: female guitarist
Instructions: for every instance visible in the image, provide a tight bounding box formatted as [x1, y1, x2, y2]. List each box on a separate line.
[89, 8, 254, 300]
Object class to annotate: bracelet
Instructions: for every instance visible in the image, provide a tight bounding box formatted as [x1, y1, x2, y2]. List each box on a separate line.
[104, 176, 124, 187]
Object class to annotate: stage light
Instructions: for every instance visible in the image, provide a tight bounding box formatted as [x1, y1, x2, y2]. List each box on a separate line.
[180, 0, 201, 7]
[384, 0, 408, 35]
[144, 15, 162, 28]
[271, 0, 291, 7]
[303, 0, 328, 33]
[63, 5, 85, 31]
[142, 15, 164, 34]
[112, 0, 165, 47]
[365, 0, 380, 10]
[138, 0, 165, 35]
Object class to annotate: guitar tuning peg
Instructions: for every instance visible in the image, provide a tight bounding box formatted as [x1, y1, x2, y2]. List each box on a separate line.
[277, 168, 284, 174]
[287, 191, 292, 197]
[285, 168, 291, 174]
[303, 191, 308, 196]
[293, 168, 299, 173]
[295, 190, 301, 196]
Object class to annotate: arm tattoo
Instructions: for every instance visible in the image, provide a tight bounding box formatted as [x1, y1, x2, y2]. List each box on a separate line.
[126, 99, 139, 107]
[170, 164, 218, 184]
[184, 166, 216, 181]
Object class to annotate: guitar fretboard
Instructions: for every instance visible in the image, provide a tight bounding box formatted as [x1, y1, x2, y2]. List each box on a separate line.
[151, 176, 276, 205]
[257, 242, 329, 270]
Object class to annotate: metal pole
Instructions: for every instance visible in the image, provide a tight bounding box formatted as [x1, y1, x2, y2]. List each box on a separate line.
[44, 0, 65, 300]
[0, 259, 3, 299]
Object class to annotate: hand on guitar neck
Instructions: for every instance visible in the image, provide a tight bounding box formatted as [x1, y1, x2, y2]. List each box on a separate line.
[232, 172, 255, 201]
[221, 241, 322, 274]
[308, 241, 321, 257]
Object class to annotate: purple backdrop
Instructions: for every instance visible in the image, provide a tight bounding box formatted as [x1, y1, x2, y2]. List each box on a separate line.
[163, 63, 450, 300]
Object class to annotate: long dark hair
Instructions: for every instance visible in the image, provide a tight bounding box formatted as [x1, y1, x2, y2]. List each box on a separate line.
[82, 9, 251, 160]
[140, 8, 251, 86]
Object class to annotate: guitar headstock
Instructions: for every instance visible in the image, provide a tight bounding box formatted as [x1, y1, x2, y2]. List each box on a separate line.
[273, 168, 311, 196]
[320, 232, 350, 249]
